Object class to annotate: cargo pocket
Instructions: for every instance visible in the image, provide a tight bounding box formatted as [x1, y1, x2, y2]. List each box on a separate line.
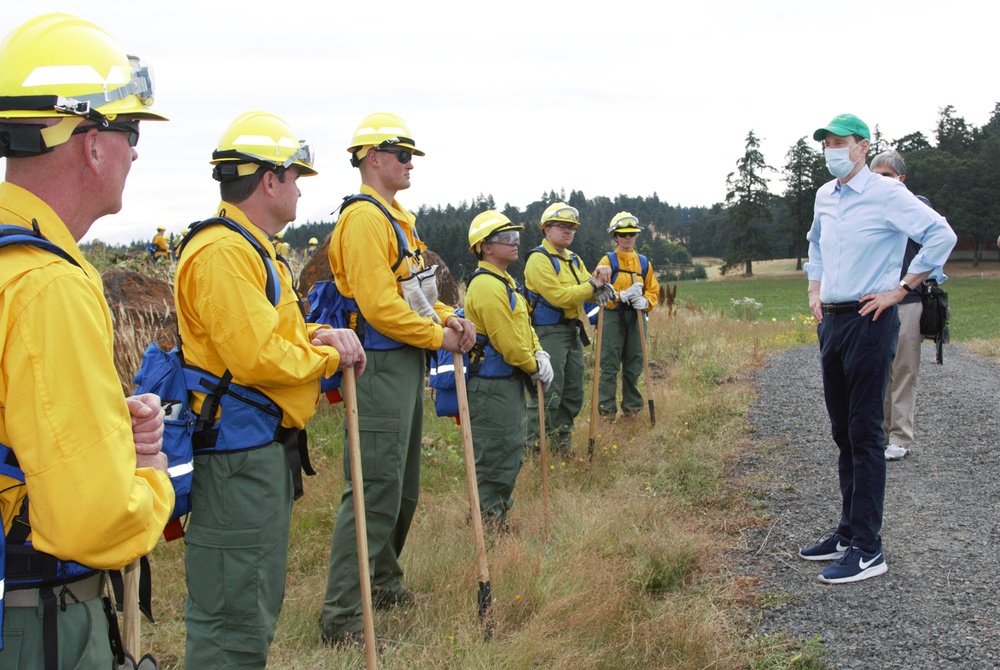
[184, 524, 266, 654]
[353, 414, 400, 484]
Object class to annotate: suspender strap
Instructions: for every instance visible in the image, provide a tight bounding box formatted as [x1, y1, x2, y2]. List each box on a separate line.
[276, 428, 314, 500]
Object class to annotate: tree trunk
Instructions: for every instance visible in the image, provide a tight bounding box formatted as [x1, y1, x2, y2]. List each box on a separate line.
[745, 259, 753, 276]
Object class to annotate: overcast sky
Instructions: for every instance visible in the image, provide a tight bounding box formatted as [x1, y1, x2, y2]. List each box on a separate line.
[4, 1, 997, 246]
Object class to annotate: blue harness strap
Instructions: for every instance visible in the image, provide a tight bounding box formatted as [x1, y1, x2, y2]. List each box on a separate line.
[0, 220, 82, 269]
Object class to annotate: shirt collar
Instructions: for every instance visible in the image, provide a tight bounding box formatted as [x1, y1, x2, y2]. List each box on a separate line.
[836, 164, 873, 195]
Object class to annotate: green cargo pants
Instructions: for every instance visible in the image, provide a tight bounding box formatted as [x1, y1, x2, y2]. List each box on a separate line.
[321, 346, 424, 639]
[184, 441, 294, 669]
[0, 595, 110, 669]
[526, 322, 585, 455]
[468, 375, 526, 521]
[598, 308, 646, 417]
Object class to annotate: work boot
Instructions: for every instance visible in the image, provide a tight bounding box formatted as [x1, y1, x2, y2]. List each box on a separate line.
[371, 584, 416, 611]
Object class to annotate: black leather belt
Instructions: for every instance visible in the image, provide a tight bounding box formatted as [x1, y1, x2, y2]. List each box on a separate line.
[821, 302, 861, 315]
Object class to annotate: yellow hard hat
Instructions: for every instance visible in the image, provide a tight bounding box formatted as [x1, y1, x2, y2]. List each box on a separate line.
[0, 13, 166, 156]
[539, 202, 580, 230]
[348, 112, 425, 167]
[608, 211, 643, 234]
[469, 210, 522, 253]
[309, 237, 318, 245]
[274, 231, 284, 239]
[211, 111, 317, 182]
[156, 225, 165, 232]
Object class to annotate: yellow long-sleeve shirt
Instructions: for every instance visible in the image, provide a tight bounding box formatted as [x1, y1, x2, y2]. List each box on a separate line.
[174, 203, 340, 429]
[0, 182, 173, 569]
[464, 261, 541, 374]
[523, 238, 596, 322]
[328, 185, 454, 350]
[152, 233, 169, 257]
[596, 249, 660, 312]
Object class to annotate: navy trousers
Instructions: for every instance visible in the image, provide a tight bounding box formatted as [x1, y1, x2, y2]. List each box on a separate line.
[817, 305, 898, 554]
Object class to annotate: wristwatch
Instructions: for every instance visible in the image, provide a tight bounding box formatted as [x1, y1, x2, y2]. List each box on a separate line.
[898, 279, 912, 292]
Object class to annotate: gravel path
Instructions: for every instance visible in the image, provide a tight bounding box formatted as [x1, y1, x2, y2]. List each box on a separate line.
[741, 343, 1000, 669]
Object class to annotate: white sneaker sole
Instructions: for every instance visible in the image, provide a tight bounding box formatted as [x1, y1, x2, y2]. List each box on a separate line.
[817, 561, 888, 584]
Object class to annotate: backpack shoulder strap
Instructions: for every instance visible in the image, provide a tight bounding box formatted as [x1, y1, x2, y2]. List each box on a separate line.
[0, 221, 82, 270]
[178, 216, 280, 307]
[638, 253, 649, 279]
[337, 194, 414, 273]
[469, 268, 516, 311]
[606, 251, 619, 282]
[527, 245, 561, 275]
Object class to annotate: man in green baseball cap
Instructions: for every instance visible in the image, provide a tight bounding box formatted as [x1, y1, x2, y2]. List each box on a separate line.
[812, 113, 871, 142]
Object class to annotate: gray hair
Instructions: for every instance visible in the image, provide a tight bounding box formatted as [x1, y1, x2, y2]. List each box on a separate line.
[871, 150, 906, 177]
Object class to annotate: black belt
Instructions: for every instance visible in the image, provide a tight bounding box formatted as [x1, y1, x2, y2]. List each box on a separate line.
[821, 302, 861, 315]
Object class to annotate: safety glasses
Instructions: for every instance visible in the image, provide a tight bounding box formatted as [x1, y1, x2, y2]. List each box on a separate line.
[485, 230, 520, 246]
[548, 222, 577, 231]
[71, 119, 140, 147]
[614, 232, 638, 238]
[375, 148, 413, 164]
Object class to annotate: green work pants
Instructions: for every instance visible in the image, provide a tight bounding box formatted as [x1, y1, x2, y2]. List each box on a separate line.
[321, 346, 424, 638]
[0, 595, 110, 669]
[526, 323, 584, 454]
[184, 441, 294, 669]
[468, 375, 526, 521]
[598, 308, 646, 417]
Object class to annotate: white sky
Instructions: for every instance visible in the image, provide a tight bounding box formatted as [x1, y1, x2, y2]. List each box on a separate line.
[4, 1, 998, 246]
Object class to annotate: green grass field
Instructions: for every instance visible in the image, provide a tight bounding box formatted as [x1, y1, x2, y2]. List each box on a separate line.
[673, 275, 999, 342]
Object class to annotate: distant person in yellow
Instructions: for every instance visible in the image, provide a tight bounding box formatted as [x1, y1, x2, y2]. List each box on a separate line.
[320, 111, 475, 648]
[464, 210, 550, 530]
[175, 111, 364, 668]
[272, 230, 291, 257]
[0, 12, 173, 666]
[523, 202, 616, 456]
[306, 236, 319, 257]
[151, 224, 170, 260]
[596, 212, 659, 419]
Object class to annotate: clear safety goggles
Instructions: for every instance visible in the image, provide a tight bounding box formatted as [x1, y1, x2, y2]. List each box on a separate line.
[280, 140, 314, 170]
[612, 215, 640, 231]
[70, 118, 140, 147]
[485, 230, 520, 246]
[55, 55, 156, 120]
[545, 205, 579, 226]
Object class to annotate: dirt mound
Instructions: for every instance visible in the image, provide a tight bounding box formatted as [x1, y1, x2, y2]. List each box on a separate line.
[299, 234, 461, 309]
[103, 270, 177, 393]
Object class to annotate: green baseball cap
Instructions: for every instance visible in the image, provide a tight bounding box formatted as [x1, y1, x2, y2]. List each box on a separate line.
[813, 113, 870, 141]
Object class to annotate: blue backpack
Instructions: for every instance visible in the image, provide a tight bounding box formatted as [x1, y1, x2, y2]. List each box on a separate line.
[0, 223, 104, 658]
[132, 216, 285, 530]
[428, 270, 524, 419]
[521, 245, 600, 327]
[305, 194, 419, 401]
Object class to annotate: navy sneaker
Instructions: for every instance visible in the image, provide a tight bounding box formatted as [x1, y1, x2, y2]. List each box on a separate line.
[817, 545, 887, 584]
[799, 532, 851, 561]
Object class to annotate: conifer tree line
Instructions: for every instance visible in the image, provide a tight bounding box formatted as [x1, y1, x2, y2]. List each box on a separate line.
[280, 102, 999, 278]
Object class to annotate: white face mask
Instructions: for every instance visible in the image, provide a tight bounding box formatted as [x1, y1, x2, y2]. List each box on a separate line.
[824, 146, 858, 179]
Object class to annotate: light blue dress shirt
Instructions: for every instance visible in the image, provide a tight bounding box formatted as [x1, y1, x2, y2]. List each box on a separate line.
[804, 165, 957, 303]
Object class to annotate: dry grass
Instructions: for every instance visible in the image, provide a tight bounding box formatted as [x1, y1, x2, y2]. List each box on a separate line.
[108, 302, 816, 669]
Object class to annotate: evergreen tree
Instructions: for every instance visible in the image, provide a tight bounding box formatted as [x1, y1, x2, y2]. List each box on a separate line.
[781, 137, 825, 270]
[720, 130, 774, 276]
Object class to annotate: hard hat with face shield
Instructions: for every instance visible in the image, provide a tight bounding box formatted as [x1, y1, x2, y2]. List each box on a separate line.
[607, 211, 643, 235]
[210, 111, 317, 182]
[0, 12, 166, 157]
[539, 202, 580, 230]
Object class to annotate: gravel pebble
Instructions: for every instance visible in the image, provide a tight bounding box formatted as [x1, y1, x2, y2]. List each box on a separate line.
[741, 343, 1000, 669]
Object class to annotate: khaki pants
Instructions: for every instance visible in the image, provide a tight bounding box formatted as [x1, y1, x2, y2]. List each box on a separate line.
[883, 301, 923, 449]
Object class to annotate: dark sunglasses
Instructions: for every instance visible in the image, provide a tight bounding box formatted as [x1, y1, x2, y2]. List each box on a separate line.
[375, 148, 412, 164]
[615, 232, 638, 238]
[71, 119, 140, 147]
